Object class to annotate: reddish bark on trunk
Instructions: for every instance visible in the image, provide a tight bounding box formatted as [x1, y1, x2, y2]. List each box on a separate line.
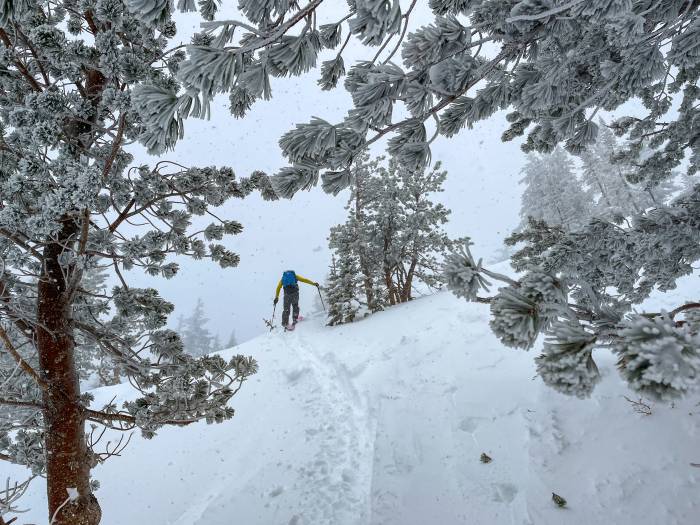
[37, 224, 101, 525]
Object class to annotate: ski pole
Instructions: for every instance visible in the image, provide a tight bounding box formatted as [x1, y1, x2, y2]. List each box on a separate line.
[316, 286, 326, 312]
[264, 302, 277, 332]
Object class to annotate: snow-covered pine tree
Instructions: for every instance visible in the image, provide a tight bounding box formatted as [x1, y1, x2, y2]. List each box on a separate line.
[519, 147, 593, 231]
[226, 330, 238, 349]
[180, 298, 215, 357]
[327, 153, 383, 313]
[350, 153, 384, 312]
[137, 4, 698, 396]
[580, 123, 661, 218]
[326, 238, 362, 326]
[328, 156, 452, 323]
[0, 3, 273, 524]
[365, 161, 405, 306]
[383, 160, 452, 302]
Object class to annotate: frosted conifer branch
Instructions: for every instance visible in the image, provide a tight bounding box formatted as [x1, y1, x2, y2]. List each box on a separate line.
[443, 240, 491, 301]
[126, 0, 171, 24]
[319, 56, 346, 90]
[536, 319, 600, 398]
[321, 170, 353, 196]
[489, 269, 569, 350]
[506, 0, 585, 23]
[615, 316, 700, 402]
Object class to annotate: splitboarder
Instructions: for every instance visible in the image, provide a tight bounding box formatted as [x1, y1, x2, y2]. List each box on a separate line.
[273, 270, 319, 330]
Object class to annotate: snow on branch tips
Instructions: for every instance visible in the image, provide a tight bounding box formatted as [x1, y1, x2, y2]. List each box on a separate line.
[129, 0, 699, 205]
[536, 319, 600, 399]
[443, 240, 493, 302]
[615, 316, 700, 402]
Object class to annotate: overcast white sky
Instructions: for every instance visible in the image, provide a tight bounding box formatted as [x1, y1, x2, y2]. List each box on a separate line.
[124, 4, 531, 343]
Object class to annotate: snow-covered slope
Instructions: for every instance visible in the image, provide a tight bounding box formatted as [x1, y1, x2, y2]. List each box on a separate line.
[16, 291, 700, 525]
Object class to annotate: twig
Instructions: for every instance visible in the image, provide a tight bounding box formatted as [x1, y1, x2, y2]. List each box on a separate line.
[623, 395, 652, 416]
[85, 408, 197, 428]
[382, 0, 418, 65]
[222, 0, 325, 55]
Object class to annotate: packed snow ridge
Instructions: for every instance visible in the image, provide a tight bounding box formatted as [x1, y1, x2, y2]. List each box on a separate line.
[20, 292, 700, 525]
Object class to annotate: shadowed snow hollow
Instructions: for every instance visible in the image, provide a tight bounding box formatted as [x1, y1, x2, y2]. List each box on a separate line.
[15, 291, 700, 524]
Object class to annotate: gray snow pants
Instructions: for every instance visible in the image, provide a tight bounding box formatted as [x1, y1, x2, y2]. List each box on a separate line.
[282, 286, 300, 326]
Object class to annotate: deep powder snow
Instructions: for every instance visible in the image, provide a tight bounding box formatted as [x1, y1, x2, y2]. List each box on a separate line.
[13, 290, 700, 525]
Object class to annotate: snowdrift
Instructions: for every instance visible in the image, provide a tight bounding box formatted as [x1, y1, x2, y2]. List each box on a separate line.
[14, 291, 700, 524]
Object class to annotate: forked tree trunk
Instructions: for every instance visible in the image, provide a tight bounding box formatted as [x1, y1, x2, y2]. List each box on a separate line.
[37, 224, 101, 525]
[401, 258, 418, 302]
[591, 171, 613, 210]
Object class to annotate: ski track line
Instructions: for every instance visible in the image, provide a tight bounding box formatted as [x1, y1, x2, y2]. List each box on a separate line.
[279, 329, 374, 525]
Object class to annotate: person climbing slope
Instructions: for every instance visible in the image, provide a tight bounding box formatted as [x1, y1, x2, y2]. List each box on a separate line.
[274, 270, 319, 329]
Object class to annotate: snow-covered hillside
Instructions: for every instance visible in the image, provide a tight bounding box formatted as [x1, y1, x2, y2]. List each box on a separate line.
[16, 291, 700, 525]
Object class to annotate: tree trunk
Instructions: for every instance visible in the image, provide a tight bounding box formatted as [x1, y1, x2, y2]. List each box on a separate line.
[553, 202, 569, 231]
[381, 217, 399, 305]
[37, 223, 101, 525]
[401, 257, 418, 302]
[592, 172, 613, 210]
[394, 265, 406, 302]
[384, 266, 397, 306]
[360, 260, 375, 309]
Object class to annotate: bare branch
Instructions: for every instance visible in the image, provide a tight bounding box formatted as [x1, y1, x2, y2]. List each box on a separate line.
[0, 29, 43, 92]
[669, 302, 700, 319]
[381, 0, 418, 65]
[0, 398, 43, 409]
[0, 325, 48, 391]
[0, 228, 43, 260]
[101, 113, 126, 180]
[85, 408, 197, 428]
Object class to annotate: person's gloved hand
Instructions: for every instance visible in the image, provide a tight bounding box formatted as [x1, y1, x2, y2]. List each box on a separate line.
[314, 282, 320, 288]
[273, 297, 278, 306]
